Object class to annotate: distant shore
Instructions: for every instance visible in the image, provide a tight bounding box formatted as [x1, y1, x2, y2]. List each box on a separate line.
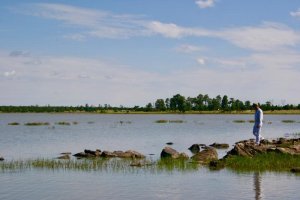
[1, 109, 300, 114]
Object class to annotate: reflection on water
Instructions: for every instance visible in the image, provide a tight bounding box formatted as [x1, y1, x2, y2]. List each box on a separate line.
[254, 172, 262, 200]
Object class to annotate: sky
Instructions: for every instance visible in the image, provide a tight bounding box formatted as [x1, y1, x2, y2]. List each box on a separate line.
[1, 0, 300, 106]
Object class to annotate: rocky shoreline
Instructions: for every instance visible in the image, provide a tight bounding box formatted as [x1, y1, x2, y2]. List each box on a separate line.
[1, 137, 300, 172]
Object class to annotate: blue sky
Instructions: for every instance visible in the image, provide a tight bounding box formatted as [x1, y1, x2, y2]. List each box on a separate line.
[1, 0, 300, 106]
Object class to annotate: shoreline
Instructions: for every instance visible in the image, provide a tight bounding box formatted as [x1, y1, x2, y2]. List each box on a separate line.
[1, 110, 300, 115]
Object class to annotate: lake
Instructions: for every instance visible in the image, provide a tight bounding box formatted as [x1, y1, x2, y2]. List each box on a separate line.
[1, 113, 300, 200]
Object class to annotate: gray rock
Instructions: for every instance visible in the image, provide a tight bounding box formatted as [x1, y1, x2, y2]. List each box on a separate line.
[101, 151, 117, 158]
[161, 147, 180, 159]
[191, 147, 218, 164]
[188, 144, 200, 154]
[57, 154, 70, 159]
[209, 143, 229, 149]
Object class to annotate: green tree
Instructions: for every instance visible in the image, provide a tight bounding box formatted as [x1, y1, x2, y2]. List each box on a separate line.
[170, 94, 186, 112]
[221, 95, 229, 110]
[155, 99, 166, 111]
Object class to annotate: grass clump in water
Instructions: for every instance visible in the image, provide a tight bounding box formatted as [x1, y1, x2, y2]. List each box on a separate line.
[24, 122, 50, 126]
[55, 121, 71, 126]
[225, 152, 300, 172]
[8, 122, 20, 125]
[156, 158, 199, 172]
[155, 120, 185, 123]
[281, 120, 296, 123]
[233, 120, 246, 123]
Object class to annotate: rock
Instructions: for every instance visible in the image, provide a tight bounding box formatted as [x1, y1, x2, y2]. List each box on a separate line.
[84, 149, 101, 156]
[291, 167, 300, 173]
[73, 149, 101, 158]
[225, 138, 300, 158]
[188, 144, 200, 154]
[101, 151, 117, 158]
[191, 147, 218, 164]
[0, 156, 4, 161]
[73, 152, 87, 158]
[209, 143, 229, 149]
[113, 150, 145, 159]
[57, 154, 70, 159]
[161, 147, 180, 159]
[166, 142, 173, 145]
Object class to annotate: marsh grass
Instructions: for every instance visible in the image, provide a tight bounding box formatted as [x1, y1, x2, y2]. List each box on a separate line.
[0, 158, 200, 173]
[282, 120, 296, 123]
[155, 120, 186, 123]
[225, 152, 300, 172]
[156, 158, 199, 172]
[233, 120, 246, 123]
[24, 122, 50, 126]
[55, 122, 71, 126]
[8, 122, 20, 125]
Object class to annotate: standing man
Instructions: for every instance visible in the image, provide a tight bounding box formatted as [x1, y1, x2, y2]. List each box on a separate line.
[253, 103, 263, 145]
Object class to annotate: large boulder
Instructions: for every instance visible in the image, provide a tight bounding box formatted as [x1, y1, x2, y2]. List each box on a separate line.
[161, 147, 180, 159]
[160, 147, 189, 159]
[225, 138, 300, 158]
[191, 147, 218, 164]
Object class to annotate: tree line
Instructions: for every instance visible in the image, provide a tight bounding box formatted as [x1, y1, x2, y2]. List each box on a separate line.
[0, 94, 299, 113]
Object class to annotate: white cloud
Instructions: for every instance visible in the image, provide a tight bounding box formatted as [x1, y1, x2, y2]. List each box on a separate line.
[149, 21, 300, 52]
[1, 49, 300, 105]
[175, 44, 204, 53]
[63, 34, 86, 41]
[17, 3, 300, 52]
[196, 58, 206, 65]
[290, 9, 300, 17]
[220, 22, 300, 51]
[195, 0, 215, 9]
[23, 3, 151, 39]
[3, 70, 16, 77]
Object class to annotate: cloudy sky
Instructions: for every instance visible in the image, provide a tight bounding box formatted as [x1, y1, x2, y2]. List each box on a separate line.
[1, 0, 300, 106]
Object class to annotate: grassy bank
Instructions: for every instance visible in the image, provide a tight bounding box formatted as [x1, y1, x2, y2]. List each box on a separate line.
[0, 158, 198, 173]
[224, 152, 300, 172]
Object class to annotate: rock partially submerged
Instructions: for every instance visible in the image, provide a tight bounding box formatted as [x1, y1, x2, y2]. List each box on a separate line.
[73, 149, 145, 159]
[209, 143, 229, 149]
[57, 154, 70, 159]
[0, 155, 4, 161]
[191, 147, 218, 164]
[161, 147, 189, 159]
[225, 138, 300, 158]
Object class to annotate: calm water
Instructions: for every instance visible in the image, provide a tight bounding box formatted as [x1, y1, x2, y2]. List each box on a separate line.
[1, 114, 300, 200]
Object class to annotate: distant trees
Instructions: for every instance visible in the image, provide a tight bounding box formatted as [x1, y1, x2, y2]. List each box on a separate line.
[0, 93, 299, 113]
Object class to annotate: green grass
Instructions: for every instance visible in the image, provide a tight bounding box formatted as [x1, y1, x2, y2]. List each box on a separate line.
[55, 121, 71, 126]
[225, 152, 300, 172]
[0, 158, 200, 173]
[8, 122, 20, 125]
[282, 120, 296, 123]
[24, 122, 50, 126]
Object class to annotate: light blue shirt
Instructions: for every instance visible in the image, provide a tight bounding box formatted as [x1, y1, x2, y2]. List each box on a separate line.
[254, 108, 263, 127]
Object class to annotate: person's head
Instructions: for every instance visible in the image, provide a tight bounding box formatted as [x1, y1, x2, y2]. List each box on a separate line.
[252, 103, 260, 110]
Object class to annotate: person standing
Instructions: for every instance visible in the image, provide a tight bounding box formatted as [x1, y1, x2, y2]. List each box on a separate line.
[253, 103, 263, 145]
